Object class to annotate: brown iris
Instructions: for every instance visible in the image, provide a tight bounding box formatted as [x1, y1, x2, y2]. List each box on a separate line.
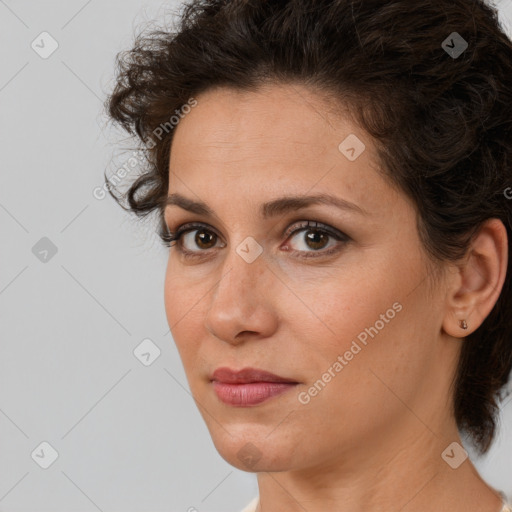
[195, 229, 217, 249]
[303, 229, 329, 250]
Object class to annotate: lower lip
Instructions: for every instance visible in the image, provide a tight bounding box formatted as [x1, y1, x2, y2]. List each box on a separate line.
[212, 381, 298, 406]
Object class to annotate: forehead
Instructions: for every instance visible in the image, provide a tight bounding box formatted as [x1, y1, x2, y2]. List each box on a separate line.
[167, 83, 404, 221]
[171, 83, 357, 154]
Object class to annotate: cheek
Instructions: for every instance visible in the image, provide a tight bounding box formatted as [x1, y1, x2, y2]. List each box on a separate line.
[164, 255, 206, 322]
[290, 253, 429, 391]
[163, 261, 180, 328]
[288, 266, 402, 357]
[293, 302, 421, 444]
[163, 261, 205, 358]
[300, 278, 434, 425]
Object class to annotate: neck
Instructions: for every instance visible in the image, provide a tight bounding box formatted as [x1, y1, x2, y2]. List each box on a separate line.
[254, 419, 503, 512]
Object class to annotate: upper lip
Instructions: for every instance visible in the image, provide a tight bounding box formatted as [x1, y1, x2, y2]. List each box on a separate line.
[211, 367, 298, 384]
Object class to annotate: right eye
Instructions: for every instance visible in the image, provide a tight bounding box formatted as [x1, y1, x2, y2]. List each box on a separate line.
[161, 223, 226, 257]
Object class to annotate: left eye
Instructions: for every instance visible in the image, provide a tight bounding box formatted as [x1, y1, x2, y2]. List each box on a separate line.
[283, 221, 348, 256]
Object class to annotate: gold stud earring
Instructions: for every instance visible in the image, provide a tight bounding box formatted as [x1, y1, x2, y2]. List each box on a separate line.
[459, 319, 468, 330]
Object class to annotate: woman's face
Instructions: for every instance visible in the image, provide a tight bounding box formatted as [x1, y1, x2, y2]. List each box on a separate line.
[163, 83, 457, 472]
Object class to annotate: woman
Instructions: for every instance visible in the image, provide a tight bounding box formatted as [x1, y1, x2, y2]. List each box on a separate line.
[104, 0, 512, 510]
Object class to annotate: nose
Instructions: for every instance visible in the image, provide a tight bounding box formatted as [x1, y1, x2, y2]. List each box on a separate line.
[204, 247, 279, 346]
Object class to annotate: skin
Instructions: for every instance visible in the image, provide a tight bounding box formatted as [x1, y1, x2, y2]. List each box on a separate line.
[163, 83, 508, 512]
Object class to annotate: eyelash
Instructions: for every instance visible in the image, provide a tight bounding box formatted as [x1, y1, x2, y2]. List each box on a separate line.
[160, 220, 349, 260]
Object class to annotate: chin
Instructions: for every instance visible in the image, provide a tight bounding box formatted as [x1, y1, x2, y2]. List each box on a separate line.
[208, 425, 298, 472]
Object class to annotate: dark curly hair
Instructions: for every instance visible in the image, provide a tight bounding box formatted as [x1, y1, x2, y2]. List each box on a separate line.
[104, 0, 512, 455]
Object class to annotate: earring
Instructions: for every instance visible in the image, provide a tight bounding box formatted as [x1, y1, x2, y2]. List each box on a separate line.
[459, 319, 468, 330]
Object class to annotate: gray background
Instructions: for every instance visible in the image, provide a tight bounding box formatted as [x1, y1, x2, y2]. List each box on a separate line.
[0, 1, 511, 511]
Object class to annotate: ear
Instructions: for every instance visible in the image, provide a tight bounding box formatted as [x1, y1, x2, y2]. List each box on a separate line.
[442, 218, 508, 338]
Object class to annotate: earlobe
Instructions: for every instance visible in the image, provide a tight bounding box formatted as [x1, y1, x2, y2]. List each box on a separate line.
[443, 311, 472, 338]
[441, 218, 508, 339]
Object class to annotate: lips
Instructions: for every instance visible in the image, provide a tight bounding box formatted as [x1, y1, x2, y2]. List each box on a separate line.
[210, 367, 299, 406]
[211, 367, 298, 384]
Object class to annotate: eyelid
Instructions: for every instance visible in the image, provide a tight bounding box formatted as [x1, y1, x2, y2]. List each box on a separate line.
[166, 219, 346, 239]
[283, 219, 347, 239]
[164, 221, 218, 237]
[174, 221, 220, 237]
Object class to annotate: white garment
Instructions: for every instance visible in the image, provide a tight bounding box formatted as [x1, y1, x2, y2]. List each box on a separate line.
[499, 491, 512, 512]
[239, 496, 258, 512]
[239, 495, 512, 511]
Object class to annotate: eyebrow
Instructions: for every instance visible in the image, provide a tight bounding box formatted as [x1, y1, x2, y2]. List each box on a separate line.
[164, 192, 368, 218]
